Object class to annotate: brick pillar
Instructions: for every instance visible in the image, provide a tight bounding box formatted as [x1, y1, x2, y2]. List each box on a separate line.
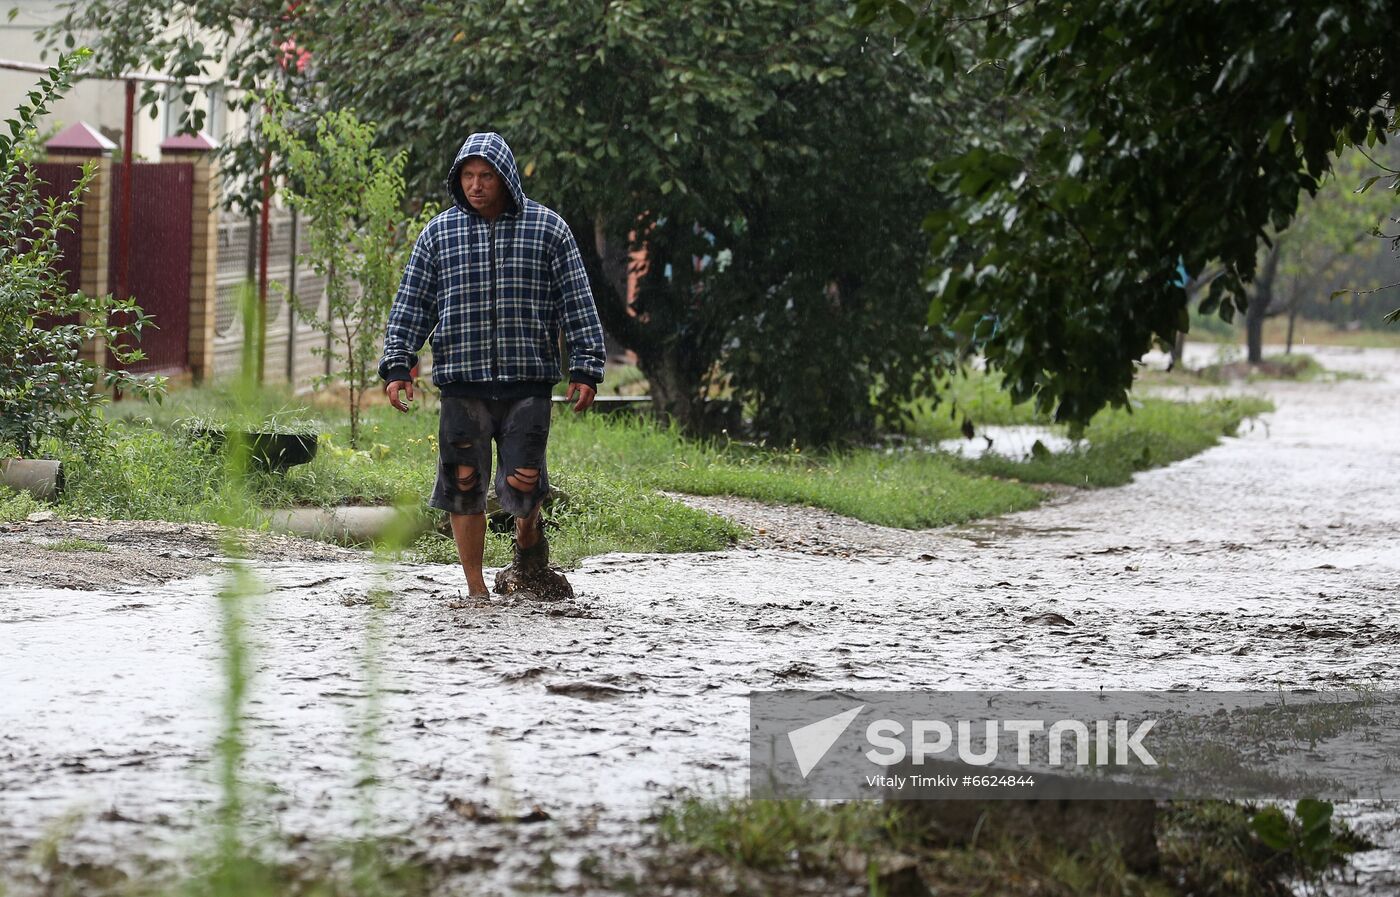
[161, 132, 220, 384]
[45, 122, 115, 372]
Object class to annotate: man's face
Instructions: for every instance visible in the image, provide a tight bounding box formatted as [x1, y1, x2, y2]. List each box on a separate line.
[460, 157, 506, 216]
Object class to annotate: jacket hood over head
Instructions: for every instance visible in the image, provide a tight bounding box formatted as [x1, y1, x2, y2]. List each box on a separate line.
[447, 132, 525, 216]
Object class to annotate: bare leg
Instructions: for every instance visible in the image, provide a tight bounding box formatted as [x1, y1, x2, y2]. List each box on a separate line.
[514, 502, 542, 549]
[449, 511, 488, 597]
[506, 466, 543, 549]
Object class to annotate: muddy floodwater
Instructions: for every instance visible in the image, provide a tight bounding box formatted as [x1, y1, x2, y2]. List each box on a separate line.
[3, 342, 1399, 894]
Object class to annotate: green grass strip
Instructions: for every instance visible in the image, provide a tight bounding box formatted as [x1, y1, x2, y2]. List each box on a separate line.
[39, 381, 1270, 566]
[959, 396, 1271, 488]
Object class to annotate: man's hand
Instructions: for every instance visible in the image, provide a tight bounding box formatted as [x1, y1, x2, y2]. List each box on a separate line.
[566, 381, 596, 413]
[386, 379, 414, 412]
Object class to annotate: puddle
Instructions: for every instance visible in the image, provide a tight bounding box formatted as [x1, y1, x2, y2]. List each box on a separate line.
[2, 342, 1399, 894]
[936, 425, 1077, 460]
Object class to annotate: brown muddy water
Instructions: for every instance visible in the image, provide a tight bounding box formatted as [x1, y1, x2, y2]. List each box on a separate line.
[2, 343, 1398, 894]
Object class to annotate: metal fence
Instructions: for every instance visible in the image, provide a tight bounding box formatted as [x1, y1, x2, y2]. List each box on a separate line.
[213, 210, 336, 391]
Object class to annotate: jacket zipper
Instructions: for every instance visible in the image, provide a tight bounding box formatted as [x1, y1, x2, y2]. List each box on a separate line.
[488, 218, 499, 385]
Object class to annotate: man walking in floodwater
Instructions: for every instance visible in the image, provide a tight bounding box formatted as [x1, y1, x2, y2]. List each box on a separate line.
[378, 132, 606, 599]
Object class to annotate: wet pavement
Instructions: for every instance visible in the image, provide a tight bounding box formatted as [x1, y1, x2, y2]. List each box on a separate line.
[2, 342, 1398, 893]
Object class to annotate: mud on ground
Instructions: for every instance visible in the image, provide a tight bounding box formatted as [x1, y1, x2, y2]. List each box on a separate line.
[0, 514, 362, 591]
[2, 343, 1400, 896]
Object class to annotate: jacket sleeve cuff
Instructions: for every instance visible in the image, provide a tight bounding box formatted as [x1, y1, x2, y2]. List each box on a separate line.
[381, 365, 414, 384]
[569, 370, 601, 388]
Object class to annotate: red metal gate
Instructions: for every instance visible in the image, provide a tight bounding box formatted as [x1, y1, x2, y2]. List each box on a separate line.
[33, 162, 85, 304]
[108, 162, 193, 373]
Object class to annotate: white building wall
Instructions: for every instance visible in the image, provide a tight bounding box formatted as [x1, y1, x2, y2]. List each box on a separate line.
[1, 0, 246, 161]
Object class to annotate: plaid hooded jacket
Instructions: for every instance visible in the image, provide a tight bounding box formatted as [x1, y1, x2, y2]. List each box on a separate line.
[377, 132, 606, 398]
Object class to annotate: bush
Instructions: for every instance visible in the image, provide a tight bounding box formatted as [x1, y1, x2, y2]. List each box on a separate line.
[261, 98, 430, 449]
[0, 51, 166, 458]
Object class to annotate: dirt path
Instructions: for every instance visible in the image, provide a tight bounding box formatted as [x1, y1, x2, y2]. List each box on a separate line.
[0, 517, 360, 590]
[2, 343, 1398, 894]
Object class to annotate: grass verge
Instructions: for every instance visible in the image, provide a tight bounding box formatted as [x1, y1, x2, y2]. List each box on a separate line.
[613, 796, 1359, 897]
[1185, 353, 1363, 385]
[9, 797, 1360, 896]
[957, 396, 1272, 488]
[551, 410, 1041, 530]
[23, 374, 1270, 565]
[0, 485, 41, 522]
[1177, 315, 1400, 349]
[49, 386, 748, 568]
[899, 369, 1271, 488]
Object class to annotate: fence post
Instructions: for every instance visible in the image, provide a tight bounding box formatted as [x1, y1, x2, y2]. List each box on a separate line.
[44, 122, 114, 378]
[286, 208, 299, 385]
[160, 132, 220, 384]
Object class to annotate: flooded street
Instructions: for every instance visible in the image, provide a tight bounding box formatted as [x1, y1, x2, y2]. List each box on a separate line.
[3, 343, 1399, 893]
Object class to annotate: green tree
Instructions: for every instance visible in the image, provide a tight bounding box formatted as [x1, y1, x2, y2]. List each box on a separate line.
[261, 98, 429, 448]
[1259, 147, 1398, 357]
[711, 51, 949, 444]
[44, 0, 961, 445]
[856, 0, 1398, 423]
[1, 50, 164, 458]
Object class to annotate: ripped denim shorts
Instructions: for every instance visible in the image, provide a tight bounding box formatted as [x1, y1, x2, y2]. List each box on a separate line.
[431, 395, 552, 517]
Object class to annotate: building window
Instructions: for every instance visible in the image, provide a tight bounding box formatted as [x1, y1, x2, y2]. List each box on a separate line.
[162, 85, 190, 139]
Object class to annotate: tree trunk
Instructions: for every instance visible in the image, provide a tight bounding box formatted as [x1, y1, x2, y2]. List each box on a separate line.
[1245, 307, 1265, 364]
[1285, 275, 1301, 354]
[346, 355, 358, 449]
[1172, 279, 1194, 371]
[1246, 244, 1282, 365]
[573, 213, 644, 353]
[570, 212, 714, 434]
[638, 344, 709, 434]
[1174, 267, 1221, 371]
